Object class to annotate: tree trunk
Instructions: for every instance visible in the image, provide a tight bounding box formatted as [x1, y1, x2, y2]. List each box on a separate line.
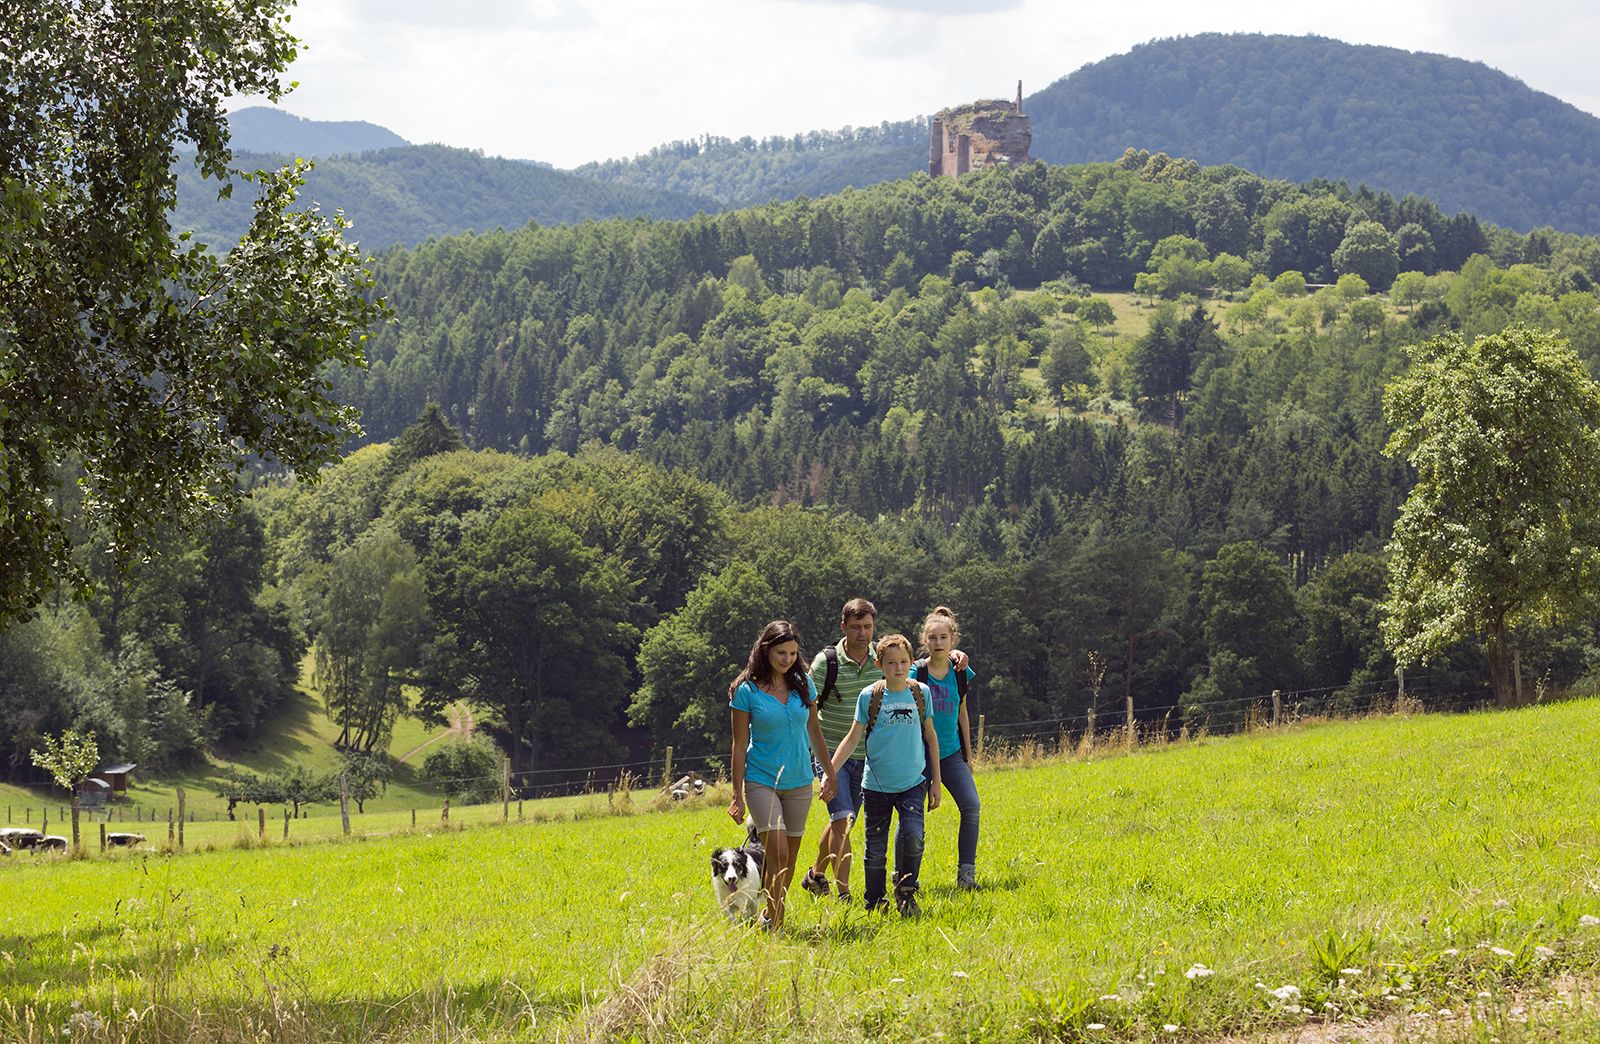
[71, 793, 80, 851]
[1488, 617, 1511, 706]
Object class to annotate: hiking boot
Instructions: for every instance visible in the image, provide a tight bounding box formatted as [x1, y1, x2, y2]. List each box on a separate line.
[835, 885, 853, 904]
[800, 868, 829, 897]
[896, 891, 922, 919]
[957, 864, 978, 891]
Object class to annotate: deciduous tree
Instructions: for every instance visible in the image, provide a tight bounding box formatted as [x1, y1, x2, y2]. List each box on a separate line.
[1, 0, 385, 623]
[1382, 326, 1600, 704]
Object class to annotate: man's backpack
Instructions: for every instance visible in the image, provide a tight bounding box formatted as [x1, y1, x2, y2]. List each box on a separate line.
[818, 644, 841, 704]
[912, 661, 972, 762]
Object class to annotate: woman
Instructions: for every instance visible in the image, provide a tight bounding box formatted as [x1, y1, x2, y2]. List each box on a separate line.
[728, 620, 838, 930]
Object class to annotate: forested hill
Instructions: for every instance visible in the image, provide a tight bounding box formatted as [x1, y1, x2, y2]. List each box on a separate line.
[171, 144, 716, 251]
[578, 34, 1600, 234]
[571, 120, 927, 208]
[1025, 34, 1600, 234]
[225, 106, 411, 156]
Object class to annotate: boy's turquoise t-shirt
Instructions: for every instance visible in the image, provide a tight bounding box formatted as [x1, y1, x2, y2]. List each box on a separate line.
[731, 676, 816, 790]
[855, 683, 933, 794]
[916, 662, 976, 759]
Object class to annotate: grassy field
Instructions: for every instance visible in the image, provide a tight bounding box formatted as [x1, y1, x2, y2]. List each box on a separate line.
[4, 701, 1600, 1042]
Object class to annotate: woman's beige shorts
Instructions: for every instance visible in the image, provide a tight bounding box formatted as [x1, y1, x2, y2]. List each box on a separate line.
[744, 782, 812, 837]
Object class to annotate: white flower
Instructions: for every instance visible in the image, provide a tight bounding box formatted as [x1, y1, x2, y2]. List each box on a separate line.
[1492, 899, 1510, 909]
[1438, 1008, 1453, 1017]
[1477, 991, 1492, 999]
[1535, 946, 1555, 960]
[1491, 946, 1514, 958]
[1443, 948, 1460, 957]
[951, 971, 968, 981]
[1340, 967, 1364, 976]
[1162, 1025, 1179, 1033]
[1269, 984, 1301, 1002]
[1283, 1004, 1303, 1014]
[890, 977, 906, 984]
[1086, 1024, 1106, 1031]
[1580, 915, 1600, 927]
[1099, 994, 1121, 1002]
[1185, 963, 1214, 979]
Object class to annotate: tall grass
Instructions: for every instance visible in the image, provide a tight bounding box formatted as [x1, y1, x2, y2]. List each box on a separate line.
[4, 700, 1600, 1041]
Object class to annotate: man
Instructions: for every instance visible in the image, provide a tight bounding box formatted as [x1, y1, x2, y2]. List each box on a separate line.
[800, 597, 881, 902]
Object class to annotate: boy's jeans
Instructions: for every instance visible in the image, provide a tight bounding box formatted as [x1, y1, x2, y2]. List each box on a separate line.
[862, 782, 927, 907]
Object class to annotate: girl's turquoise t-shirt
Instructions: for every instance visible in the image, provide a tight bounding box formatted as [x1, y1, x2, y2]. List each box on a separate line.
[731, 676, 816, 790]
[917, 662, 976, 759]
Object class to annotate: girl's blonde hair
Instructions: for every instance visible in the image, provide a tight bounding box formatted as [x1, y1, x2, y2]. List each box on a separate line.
[917, 605, 960, 656]
[875, 633, 913, 663]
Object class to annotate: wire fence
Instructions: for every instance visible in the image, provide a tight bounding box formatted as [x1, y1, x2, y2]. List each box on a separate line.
[0, 669, 1524, 854]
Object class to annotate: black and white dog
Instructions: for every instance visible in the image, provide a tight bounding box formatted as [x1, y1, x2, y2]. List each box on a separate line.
[710, 819, 765, 921]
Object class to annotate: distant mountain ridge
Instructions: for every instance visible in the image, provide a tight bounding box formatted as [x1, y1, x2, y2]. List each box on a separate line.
[172, 144, 714, 252]
[580, 33, 1600, 234]
[1023, 33, 1600, 233]
[182, 34, 1600, 247]
[226, 106, 410, 156]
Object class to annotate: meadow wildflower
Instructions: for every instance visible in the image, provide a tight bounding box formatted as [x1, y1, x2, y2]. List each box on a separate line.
[1184, 963, 1214, 979]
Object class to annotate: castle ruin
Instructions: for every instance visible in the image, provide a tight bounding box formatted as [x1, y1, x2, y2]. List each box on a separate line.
[929, 81, 1032, 178]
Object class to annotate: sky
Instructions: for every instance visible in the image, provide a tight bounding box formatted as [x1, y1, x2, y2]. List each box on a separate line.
[239, 0, 1600, 169]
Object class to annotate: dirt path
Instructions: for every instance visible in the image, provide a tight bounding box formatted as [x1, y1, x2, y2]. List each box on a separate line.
[397, 704, 476, 764]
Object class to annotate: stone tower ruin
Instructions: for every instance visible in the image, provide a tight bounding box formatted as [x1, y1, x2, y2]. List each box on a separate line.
[929, 80, 1032, 178]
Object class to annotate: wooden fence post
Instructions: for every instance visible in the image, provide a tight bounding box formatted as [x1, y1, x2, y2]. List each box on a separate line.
[167, 809, 174, 846]
[1513, 649, 1523, 704]
[339, 773, 351, 836]
[1272, 689, 1282, 727]
[99, 823, 105, 852]
[411, 809, 417, 829]
[500, 758, 511, 822]
[258, 807, 266, 840]
[283, 808, 291, 840]
[1396, 667, 1405, 704]
[1125, 693, 1136, 749]
[663, 746, 674, 788]
[176, 787, 185, 849]
[976, 715, 986, 760]
[442, 798, 450, 826]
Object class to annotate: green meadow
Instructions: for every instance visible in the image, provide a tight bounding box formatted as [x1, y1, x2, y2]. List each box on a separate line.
[5, 701, 1600, 1042]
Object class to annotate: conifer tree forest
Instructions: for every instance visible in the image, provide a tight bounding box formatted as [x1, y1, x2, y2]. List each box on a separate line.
[12, 153, 1600, 784]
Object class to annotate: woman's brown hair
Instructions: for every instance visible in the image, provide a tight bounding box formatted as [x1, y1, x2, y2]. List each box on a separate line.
[727, 619, 811, 704]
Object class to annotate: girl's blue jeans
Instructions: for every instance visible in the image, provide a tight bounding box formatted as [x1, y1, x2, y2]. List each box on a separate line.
[938, 751, 981, 867]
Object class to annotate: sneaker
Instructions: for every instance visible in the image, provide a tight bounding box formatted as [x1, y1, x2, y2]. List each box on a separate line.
[835, 885, 853, 904]
[957, 865, 978, 891]
[757, 911, 776, 933]
[800, 868, 829, 897]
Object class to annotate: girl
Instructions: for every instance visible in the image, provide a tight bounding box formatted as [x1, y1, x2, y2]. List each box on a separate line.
[914, 606, 981, 890]
[727, 620, 838, 931]
[829, 633, 940, 917]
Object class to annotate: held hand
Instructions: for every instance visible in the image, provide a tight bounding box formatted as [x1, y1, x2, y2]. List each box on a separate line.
[728, 795, 745, 823]
[927, 784, 941, 812]
[819, 775, 837, 802]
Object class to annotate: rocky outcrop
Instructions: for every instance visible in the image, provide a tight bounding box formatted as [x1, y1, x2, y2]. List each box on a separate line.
[929, 82, 1032, 178]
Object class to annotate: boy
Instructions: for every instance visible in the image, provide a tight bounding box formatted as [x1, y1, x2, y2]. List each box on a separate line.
[828, 633, 941, 916]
